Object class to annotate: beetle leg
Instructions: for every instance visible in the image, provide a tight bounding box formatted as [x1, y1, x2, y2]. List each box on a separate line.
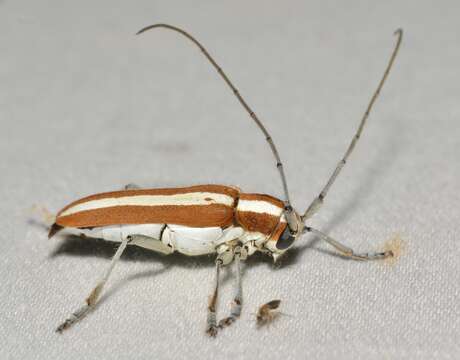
[123, 183, 141, 190]
[218, 246, 243, 329]
[305, 226, 393, 260]
[55, 236, 130, 333]
[128, 234, 174, 255]
[206, 258, 222, 337]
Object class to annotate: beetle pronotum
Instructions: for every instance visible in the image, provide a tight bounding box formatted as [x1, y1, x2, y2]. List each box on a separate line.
[50, 24, 403, 336]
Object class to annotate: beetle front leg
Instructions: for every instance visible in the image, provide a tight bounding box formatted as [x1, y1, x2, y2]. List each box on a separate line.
[305, 226, 393, 260]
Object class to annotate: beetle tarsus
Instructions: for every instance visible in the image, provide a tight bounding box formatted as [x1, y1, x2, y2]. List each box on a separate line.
[55, 305, 91, 333]
[206, 324, 219, 337]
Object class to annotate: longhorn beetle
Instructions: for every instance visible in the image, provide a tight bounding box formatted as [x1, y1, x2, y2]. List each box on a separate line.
[50, 24, 403, 336]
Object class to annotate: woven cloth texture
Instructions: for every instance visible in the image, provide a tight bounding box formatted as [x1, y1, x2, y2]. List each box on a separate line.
[1, 1, 459, 359]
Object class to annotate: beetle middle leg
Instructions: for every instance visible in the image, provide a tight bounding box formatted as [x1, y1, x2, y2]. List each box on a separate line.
[205, 244, 240, 337]
[55, 236, 131, 333]
[206, 258, 222, 337]
[218, 245, 243, 329]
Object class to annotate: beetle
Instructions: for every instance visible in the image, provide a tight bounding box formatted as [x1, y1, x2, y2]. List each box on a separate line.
[50, 24, 403, 336]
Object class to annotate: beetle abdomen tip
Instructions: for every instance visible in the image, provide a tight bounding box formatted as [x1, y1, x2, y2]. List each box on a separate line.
[48, 223, 64, 239]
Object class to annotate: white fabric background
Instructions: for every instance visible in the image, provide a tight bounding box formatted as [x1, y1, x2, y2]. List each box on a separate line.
[1, 1, 459, 359]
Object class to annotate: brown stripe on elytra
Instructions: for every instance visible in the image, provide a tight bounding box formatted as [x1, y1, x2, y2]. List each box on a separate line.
[239, 193, 284, 208]
[56, 204, 235, 228]
[57, 184, 240, 215]
[235, 210, 282, 235]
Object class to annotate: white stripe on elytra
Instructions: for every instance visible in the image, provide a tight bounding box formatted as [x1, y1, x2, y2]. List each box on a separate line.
[237, 199, 284, 218]
[59, 192, 235, 217]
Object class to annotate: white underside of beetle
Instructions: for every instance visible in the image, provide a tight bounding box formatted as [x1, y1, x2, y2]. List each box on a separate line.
[61, 224, 266, 256]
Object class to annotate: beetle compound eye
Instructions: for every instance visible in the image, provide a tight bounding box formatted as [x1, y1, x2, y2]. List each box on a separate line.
[276, 227, 296, 250]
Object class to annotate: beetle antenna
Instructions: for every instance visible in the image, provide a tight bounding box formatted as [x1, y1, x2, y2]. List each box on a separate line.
[136, 24, 293, 214]
[302, 29, 403, 222]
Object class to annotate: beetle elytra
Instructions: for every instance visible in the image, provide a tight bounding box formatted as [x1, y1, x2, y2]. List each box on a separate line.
[50, 24, 403, 336]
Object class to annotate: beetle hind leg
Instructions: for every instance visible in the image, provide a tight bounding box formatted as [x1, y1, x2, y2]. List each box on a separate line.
[128, 234, 174, 255]
[56, 236, 130, 333]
